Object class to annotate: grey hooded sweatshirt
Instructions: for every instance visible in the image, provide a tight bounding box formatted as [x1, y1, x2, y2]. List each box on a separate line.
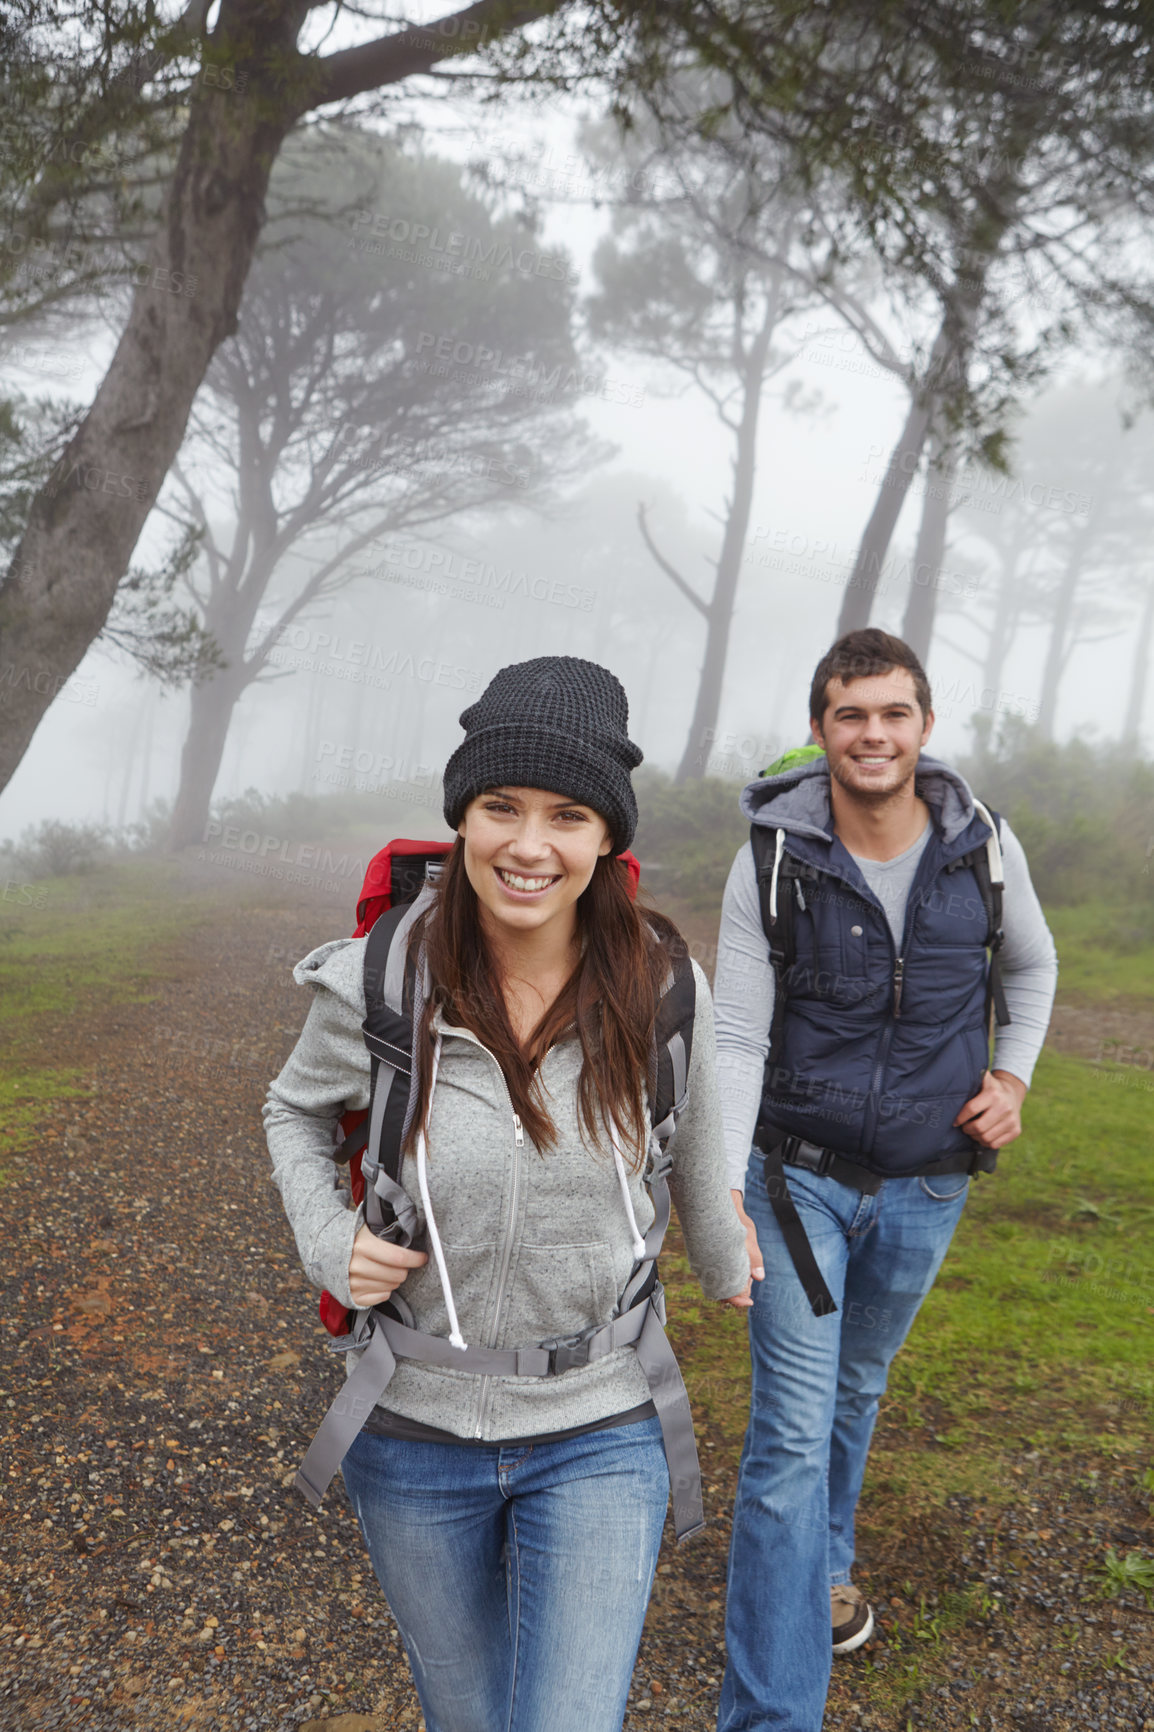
[264, 938, 748, 1443]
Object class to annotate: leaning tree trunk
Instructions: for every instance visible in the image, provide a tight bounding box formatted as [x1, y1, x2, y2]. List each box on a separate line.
[982, 530, 1026, 705]
[1036, 527, 1093, 740]
[675, 301, 777, 784]
[0, 11, 302, 794]
[836, 192, 1017, 640]
[0, 0, 554, 798]
[901, 425, 957, 662]
[836, 320, 953, 636]
[169, 659, 254, 850]
[1121, 573, 1154, 750]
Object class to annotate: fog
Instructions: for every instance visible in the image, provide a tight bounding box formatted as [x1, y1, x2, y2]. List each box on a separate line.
[2, 17, 1151, 846]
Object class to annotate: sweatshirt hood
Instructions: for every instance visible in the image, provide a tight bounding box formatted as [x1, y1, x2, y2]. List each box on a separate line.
[291, 936, 365, 1017]
[738, 751, 982, 848]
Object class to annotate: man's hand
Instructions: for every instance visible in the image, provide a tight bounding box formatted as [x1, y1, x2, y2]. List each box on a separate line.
[348, 1223, 428, 1308]
[953, 1069, 1028, 1149]
[724, 1189, 766, 1310]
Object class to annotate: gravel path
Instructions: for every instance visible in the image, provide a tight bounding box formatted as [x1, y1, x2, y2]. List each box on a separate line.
[1, 879, 1151, 1731]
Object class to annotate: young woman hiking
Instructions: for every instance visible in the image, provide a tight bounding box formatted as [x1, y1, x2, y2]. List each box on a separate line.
[264, 656, 755, 1732]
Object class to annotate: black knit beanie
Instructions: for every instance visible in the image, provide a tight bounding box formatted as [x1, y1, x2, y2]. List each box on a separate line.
[442, 656, 643, 853]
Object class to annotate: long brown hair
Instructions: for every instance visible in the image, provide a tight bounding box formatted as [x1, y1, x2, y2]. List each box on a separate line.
[405, 840, 685, 1170]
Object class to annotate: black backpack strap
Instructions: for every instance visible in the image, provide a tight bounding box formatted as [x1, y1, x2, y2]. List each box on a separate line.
[750, 824, 805, 1067]
[649, 939, 696, 1151]
[956, 800, 1010, 1034]
[618, 939, 697, 1316]
[359, 893, 433, 1247]
[749, 825, 838, 1318]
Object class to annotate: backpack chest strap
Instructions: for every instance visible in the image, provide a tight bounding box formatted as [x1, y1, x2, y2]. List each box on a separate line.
[294, 1277, 703, 1542]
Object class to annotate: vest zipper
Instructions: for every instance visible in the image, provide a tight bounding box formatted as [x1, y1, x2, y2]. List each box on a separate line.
[892, 957, 904, 1018]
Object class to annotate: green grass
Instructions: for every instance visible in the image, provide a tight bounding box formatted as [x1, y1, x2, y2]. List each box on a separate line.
[666, 894, 1154, 1505]
[672, 1045, 1154, 1494]
[1043, 901, 1154, 1002]
[0, 859, 218, 1154]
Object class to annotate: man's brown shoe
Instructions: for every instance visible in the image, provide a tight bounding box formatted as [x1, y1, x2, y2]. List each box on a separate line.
[831, 1583, 874, 1655]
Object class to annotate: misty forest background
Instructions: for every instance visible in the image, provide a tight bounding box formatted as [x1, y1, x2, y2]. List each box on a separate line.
[2, 0, 1154, 922]
[3, 10, 1154, 1729]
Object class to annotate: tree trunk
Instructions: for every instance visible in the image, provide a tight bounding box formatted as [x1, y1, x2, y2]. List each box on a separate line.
[836, 321, 954, 636]
[675, 301, 777, 783]
[981, 534, 1025, 704]
[0, 21, 302, 794]
[1036, 531, 1092, 740]
[900, 425, 957, 662]
[169, 660, 252, 850]
[1122, 574, 1154, 750]
[0, 0, 553, 798]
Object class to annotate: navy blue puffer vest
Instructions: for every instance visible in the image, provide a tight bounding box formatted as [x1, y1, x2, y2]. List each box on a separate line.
[757, 793, 996, 1177]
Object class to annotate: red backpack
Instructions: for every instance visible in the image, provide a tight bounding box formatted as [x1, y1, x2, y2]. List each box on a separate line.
[316, 838, 643, 1337]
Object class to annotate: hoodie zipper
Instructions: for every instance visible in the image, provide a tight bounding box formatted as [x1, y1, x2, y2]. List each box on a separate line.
[473, 1103, 524, 1438]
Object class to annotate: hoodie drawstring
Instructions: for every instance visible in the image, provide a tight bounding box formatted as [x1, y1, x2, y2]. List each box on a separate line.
[418, 1035, 648, 1343]
[610, 1120, 647, 1262]
[415, 1033, 467, 1350]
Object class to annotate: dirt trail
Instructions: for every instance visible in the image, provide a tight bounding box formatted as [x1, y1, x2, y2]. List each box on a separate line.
[1, 879, 1151, 1731]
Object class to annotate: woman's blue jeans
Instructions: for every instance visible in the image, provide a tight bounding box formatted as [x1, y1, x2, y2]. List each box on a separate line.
[342, 1413, 669, 1732]
[719, 1149, 971, 1732]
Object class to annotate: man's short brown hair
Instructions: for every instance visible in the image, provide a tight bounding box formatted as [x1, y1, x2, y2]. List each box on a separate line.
[809, 629, 933, 724]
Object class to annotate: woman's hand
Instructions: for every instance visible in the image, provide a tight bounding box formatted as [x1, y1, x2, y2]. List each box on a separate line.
[348, 1223, 428, 1308]
[724, 1189, 765, 1310]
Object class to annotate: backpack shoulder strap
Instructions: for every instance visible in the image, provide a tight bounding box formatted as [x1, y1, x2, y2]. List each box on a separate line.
[966, 799, 1010, 1032]
[750, 824, 804, 1067]
[649, 938, 696, 1152]
[360, 889, 436, 1245]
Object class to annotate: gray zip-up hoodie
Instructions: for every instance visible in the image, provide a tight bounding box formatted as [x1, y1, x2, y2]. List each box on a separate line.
[264, 938, 748, 1442]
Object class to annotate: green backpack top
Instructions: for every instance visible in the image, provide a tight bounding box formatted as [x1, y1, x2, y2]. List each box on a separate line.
[760, 743, 826, 778]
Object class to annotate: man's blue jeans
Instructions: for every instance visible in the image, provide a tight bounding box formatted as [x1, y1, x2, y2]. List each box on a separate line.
[342, 1413, 668, 1732]
[719, 1149, 971, 1732]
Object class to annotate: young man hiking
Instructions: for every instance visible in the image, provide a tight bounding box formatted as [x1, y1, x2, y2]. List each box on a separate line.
[714, 630, 1058, 1732]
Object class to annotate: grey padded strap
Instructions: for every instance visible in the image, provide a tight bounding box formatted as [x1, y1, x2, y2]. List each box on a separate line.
[362, 1062, 399, 1237]
[650, 1028, 688, 1145]
[371, 1170, 422, 1245]
[295, 1294, 656, 1507]
[382, 887, 433, 1011]
[294, 1318, 398, 1509]
[634, 1286, 704, 1543]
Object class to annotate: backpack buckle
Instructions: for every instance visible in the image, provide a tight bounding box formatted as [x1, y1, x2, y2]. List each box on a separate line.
[644, 1141, 675, 1186]
[546, 1323, 599, 1374]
